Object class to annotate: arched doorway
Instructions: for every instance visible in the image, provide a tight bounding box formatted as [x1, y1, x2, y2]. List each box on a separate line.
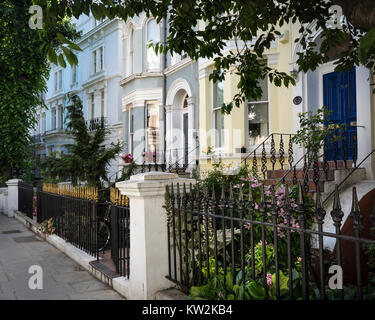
[166, 79, 195, 169]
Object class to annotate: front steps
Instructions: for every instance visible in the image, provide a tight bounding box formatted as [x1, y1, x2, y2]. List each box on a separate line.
[263, 160, 366, 196]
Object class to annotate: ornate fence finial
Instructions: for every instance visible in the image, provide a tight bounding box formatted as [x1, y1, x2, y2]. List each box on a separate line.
[331, 184, 344, 227]
[349, 187, 363, 229]
[297, 181, 304, 206]
[238, 184, 243, 202]
[176, 182, 181, 199]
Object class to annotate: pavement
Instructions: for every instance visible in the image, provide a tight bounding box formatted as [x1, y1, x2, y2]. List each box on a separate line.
[0, 213, 124, 300]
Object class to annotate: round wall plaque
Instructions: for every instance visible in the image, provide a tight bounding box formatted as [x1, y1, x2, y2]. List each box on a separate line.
[293, 96, 302, 105]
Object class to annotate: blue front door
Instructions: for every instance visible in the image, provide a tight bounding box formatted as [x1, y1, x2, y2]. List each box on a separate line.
[323, 68, 357, 161]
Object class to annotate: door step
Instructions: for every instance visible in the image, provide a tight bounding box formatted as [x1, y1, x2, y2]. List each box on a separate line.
[89, 259, 121, 286]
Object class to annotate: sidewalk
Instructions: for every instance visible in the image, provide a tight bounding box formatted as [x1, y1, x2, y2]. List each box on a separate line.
[0, 214, 124, 300]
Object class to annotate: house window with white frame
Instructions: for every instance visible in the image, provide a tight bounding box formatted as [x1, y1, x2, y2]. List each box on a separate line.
[92, 47, 104, 74]
[213, 79, 224, 149]
[129, 107, 134, 155]
[247, 76, 269, 146]
[51, 107, 56, 130]
[100, 90, 105, 118]
[92, 51, 97, 74]
[90, 93, 95, 119]
[58, 105, 64, 129]
[146, 19, 160, 70]
[146, 103, 159, 161]
[54, 70, 62, 91]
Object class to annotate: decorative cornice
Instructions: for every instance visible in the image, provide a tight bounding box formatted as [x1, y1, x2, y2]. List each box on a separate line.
[164, 58, 194, 76]
[122, 87, 163, 111]
[120, 72, 163, 87]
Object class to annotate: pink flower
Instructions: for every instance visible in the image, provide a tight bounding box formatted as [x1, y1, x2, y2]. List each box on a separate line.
[266, 273, 272, 286]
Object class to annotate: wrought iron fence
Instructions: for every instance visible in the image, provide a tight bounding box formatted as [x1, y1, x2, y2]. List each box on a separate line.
[37, 184, 99, 258]
[18, 181, 34, 219]
[110, 188, 130, 278]
[165, 181, 375, 300]
[35, 184, 131, 277]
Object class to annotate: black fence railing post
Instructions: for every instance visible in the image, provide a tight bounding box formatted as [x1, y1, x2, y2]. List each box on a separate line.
[330, 185, 344, 300]
[296, 182, 309, 300]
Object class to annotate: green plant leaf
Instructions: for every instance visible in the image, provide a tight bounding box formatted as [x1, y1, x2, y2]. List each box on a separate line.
[359, 27, 375, 64]
[225, 272, 233, 291]
[248, 281, 267, 299]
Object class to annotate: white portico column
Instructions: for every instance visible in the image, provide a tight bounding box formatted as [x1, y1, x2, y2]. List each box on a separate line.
[165, 104, 173, 164]
[187, 96, 196, 169]
[6, 179, 21, 218]
[116, 172, 196, 299]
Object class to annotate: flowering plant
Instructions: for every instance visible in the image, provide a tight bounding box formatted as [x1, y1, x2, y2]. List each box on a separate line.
[121, 154, 133, 160]
[37, 218, 56, 237]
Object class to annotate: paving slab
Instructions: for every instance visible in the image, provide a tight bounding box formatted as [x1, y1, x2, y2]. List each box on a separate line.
[0, 214, 124, 300]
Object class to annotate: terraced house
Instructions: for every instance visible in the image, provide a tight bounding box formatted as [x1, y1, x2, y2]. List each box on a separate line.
[198, 19, 375, 201]
[31, 14, 125, 180]
[119, 12, 199, 171]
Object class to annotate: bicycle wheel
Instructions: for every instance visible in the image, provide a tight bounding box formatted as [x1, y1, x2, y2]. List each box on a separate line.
[97, 218, 110, 252]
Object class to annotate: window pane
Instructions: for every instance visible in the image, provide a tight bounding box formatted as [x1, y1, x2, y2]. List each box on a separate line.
[248, 102, 269, 145]
[146, 19, 160, 69]
[91, 93, 95, 119]
[214, 109, 224, 148]
[213, 80, 224, 109]
[59, 71, 62, 89]
[146, 104, 159, 161]
[101, 91, 104, 117]
[252, 76, 268, 102]
[147, 19, 160, 42]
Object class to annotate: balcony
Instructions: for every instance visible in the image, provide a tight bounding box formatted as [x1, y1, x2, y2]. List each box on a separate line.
[86, 117, 107, 132]
[44, 127, 65, 136]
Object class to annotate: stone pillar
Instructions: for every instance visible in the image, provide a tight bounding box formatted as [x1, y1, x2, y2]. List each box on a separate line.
[6, 179, 21, 218]
[158, 105, 166, 162]
[187, 96, 196, 169]
[116, 172, 195, 299]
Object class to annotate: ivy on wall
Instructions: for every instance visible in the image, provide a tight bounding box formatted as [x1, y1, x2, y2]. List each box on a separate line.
[0, 1, 80, 184]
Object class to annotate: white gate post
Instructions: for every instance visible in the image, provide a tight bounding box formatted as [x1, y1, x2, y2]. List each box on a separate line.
[116, 172, 195, 299]
[6, 179, 21, 218]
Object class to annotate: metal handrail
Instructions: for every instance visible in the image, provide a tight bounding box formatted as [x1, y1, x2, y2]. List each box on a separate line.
[241, 133, 294, 164]
[322, 148, 375, 205]
[279, 152, 324, 183]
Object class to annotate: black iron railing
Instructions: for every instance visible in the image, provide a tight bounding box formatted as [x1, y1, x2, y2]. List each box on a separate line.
[32, 134, 42, 143]
[86, 117, 107, 132]
[37, 189, 99, 258]
[242, 133, 295, 179]
[165, 181, 375, 300]
[323, 149, 375, 206]
[18, 181, 34, 219]
[110, 193, 130, 278]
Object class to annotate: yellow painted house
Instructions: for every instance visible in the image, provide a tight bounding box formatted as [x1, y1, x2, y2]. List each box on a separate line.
[197, 21, 375, 183]
[198, 23, 297, 172]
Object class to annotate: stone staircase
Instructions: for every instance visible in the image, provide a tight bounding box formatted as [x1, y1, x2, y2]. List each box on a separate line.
[263, 160, 366, 196]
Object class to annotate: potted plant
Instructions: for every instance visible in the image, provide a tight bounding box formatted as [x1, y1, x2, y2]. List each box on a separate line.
[121, 153, 133, 164]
